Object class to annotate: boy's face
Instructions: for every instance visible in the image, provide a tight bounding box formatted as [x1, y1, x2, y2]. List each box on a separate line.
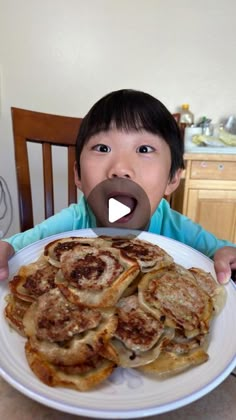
[75, 128, 181, 227]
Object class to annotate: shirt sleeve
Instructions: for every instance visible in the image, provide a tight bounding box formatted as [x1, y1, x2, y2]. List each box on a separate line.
[150, 199, 235, 259]
[3, 204, 81, 252]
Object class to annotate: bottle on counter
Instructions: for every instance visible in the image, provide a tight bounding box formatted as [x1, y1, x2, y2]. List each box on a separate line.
[180, 104, 194, 130]
[198, 116, 213, 136]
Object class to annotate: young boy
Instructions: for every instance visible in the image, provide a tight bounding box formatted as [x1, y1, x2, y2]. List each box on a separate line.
[0, 89, 235, 283]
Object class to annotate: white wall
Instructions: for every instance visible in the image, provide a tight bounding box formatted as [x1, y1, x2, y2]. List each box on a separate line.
[0, 0, 236, 236]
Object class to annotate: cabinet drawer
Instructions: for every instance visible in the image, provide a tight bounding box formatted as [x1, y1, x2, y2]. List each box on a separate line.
[190, 160, 236, 180]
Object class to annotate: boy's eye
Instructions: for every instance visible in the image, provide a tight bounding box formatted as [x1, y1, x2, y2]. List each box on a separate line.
[137, 145, 155, 153]
[93, 144, 111, 153]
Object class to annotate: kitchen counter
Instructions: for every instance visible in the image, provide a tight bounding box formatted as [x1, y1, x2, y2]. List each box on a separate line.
[0, 373, 236, 420]
[184, 146, 236, 154]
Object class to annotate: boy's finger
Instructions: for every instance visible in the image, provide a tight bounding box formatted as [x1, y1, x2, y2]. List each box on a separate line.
[0, 242, 15, 281]
[214, 246, 236, 284]
[0, 266, 9, 281]
[214, 258, 231, 285]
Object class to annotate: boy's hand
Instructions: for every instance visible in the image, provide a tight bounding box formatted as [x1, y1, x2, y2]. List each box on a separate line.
[0, 241, 15, 281]
[214, 246, 236, 284]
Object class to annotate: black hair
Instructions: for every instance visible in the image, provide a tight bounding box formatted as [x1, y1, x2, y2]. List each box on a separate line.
[76, 89, 184, 180]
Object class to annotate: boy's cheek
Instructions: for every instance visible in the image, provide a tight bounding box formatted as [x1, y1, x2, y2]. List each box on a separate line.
[74, 169, 100, 196]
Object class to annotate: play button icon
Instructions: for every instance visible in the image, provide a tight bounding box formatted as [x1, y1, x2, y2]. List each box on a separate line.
[108, 198, 131, 223]
[87, 178, 151, 233]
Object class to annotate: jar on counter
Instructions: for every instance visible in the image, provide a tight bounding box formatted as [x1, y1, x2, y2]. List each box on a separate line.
[180, 104, 194, 130]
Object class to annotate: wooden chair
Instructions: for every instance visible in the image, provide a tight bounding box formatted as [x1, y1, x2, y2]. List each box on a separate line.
[11, 107, 82, 232]
[172, 112, 180, 124]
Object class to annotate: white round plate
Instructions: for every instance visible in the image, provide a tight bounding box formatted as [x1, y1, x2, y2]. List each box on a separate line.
[0, 228, 235, 418]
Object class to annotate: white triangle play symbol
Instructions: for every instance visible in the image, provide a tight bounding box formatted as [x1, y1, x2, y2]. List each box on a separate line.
[108, 198, 131, 223]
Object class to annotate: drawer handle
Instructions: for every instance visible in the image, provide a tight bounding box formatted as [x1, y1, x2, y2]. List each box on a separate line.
[218, 163, 224, 170]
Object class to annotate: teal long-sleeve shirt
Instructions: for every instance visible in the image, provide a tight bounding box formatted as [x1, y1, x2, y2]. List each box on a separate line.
[4, 196, 234, 258]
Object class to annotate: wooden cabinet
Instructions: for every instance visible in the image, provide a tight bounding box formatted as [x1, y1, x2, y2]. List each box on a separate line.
[182, 153, 236, 243]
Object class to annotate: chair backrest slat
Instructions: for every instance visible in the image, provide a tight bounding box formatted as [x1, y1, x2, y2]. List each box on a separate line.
[68, 145, 77, 204]
[42, 142, 54, 218]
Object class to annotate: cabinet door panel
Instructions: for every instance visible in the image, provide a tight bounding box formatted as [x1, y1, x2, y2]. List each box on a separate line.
[186, 189, 236, 242]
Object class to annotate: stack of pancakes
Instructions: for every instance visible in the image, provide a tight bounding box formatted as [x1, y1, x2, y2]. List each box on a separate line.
[4, 235, 226, 391]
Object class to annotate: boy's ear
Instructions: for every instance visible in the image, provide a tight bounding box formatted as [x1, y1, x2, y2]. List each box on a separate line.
[164, 169, 183, 196]
[74, 162, 82, 189]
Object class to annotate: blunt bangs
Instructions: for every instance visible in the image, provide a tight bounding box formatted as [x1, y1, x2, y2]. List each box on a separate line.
[76, 89, 184, 179]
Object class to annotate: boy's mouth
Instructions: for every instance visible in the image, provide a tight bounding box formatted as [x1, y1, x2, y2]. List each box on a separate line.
[108, 194, 137, 213]
[87, 178, 151, 230]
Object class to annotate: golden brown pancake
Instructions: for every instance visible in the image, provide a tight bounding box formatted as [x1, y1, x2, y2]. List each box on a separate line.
[99, 294, 174, 367]
[55, 245, 140, 307]
[23, 288, 118, 366]
[188, 267, 226, 314]
[25, 340, 115, 391]
[44, 236, 99, 267]
[9, 254, 58, 302]
[138, 347, 209, 376]
[138, 264, 214, 337]
[4, 294, 31, 336]
[97, 236, 173, 271]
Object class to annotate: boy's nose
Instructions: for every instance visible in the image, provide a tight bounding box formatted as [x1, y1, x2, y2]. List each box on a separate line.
[111, 172, 130, 178]
[107, 159, 134, 179]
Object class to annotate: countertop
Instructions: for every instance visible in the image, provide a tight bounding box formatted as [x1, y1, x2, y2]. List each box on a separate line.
[0, 373, 236, 420]
[184, 146, 236, 154]
[184, 151, 236, 160]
